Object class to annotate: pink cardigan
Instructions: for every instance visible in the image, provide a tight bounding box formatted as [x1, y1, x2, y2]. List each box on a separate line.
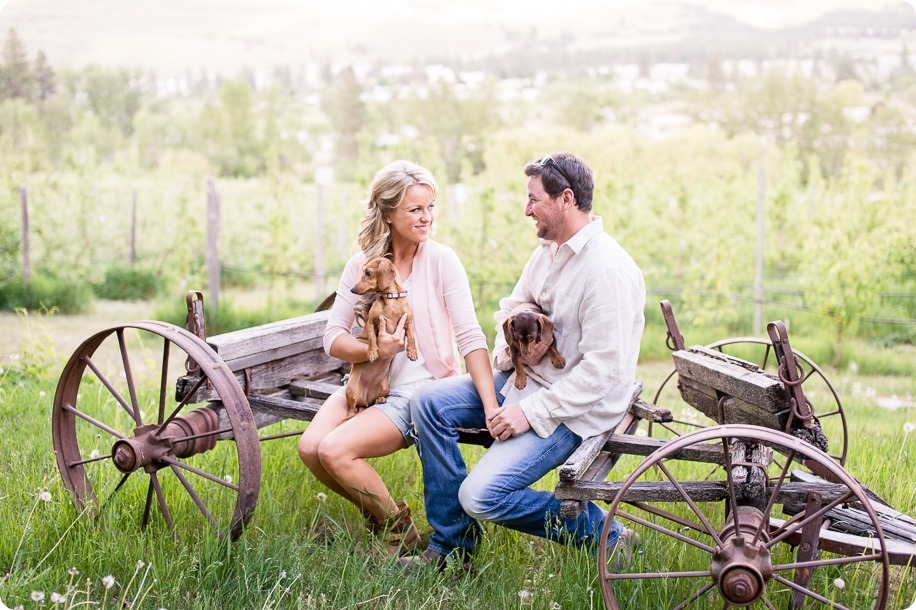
[323, 240, 489, 379]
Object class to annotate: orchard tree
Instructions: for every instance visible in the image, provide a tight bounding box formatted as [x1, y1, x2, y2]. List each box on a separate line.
[1, 28, 36, 101]
[322, 66, 366, 181]
[34, 50, 55, 100]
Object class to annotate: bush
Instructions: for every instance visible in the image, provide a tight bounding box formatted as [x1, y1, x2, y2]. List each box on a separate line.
[0, 274, 93, 314]
[95, 264, 160, 301]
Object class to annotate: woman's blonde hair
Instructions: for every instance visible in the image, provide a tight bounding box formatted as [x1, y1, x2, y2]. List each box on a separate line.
[358, 160, 438, 261]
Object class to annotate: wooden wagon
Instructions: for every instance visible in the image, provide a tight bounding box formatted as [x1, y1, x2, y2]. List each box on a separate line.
[52, 294, 916, 609]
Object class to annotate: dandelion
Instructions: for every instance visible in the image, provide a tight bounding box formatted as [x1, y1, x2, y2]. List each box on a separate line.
[136, 560, 145, 569]
[518, 589, 531, 602]
[224, 474, 233, 484]
[90, 449, 101, 459]
[280, 571, 287, 579]
[39, 391, 46, 398]
[102, 575, 115, 589]
[50, 591, 66, 603]
[551, 603, 562, 610]
[68, 567, 79, 576]
[635, 428, 647, 437]
[39, 491, 52, 502]
[316, 492, 327, 502]
[31, 591, 45, 602]
[833, 577, 845, 589]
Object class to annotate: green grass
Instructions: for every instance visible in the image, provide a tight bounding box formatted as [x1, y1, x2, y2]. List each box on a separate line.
[0, 353, 914, 609]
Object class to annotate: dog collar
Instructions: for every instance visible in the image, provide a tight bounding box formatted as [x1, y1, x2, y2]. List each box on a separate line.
[384, 292, 408, 299]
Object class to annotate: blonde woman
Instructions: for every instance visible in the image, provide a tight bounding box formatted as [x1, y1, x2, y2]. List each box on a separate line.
[298, 160, 499, 556]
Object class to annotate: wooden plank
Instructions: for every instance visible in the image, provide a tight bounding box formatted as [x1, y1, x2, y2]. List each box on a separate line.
[248, 394, 323, 422]
[221, 337, 324, 371]
[207, 311, 331, 362]
[601, 435, 726, 464]
[630, 399, 672, 423]
[288, 379, 344, 400]
[177, 349, 344, 402]
[673, 349, 789, 414]
[770, 517, 916, 567]
[677, 377, 787, 429]
[554, 480, 848, 504]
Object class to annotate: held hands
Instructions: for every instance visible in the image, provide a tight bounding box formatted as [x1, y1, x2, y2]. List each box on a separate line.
[375, 313, 409, 360]
[486, 403, 531, 441]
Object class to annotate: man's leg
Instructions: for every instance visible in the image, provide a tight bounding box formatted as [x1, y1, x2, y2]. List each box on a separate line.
[409, 372, 508, 556]
[458, 424, 623, 547]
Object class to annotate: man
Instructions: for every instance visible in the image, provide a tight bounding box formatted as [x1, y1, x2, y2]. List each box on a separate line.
[401, 152, 645, 570]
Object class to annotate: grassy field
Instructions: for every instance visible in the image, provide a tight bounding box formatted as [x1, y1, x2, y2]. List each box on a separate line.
[0, 303, 913, 609]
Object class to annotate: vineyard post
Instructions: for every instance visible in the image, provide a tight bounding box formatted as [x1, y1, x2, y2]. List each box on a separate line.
[130, 188, 137, 266]
[20, 186, 30, 287]
[207, 178, 220, 312]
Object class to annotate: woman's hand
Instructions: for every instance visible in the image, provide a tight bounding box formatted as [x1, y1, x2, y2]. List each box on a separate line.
[375, 313, 408, 360]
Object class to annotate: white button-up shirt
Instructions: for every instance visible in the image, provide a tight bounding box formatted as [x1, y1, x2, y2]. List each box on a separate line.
[493, 216, 645, 439]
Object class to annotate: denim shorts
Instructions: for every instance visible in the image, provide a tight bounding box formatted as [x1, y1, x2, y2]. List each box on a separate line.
[370, 394, 417, 447]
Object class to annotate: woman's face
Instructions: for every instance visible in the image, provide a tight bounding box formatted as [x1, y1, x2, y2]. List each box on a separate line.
[386, 184, 435, 245]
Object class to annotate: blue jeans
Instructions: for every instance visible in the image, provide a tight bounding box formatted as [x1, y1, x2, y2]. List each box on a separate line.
[410, 372, 623, 556]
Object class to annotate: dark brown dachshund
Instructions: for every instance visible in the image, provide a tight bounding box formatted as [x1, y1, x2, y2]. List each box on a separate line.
[503, 310, 565, 389]
[344, 258, 418, 419]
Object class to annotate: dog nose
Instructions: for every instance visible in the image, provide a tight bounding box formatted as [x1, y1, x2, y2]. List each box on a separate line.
[350, 287, 358, 294]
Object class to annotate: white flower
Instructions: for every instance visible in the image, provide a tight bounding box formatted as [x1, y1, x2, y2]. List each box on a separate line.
[635, 428, 647, 437]
[136, 560, 145, 569]
[68, 566, 79, 576]
[90, 449, 100, 459]
[223, 474, 233, 484]
[39, 391, 46, 398]
[904, 422, 915, 434]
[280, 571, 287, 579]
[51, 591, 66, 603]
[518, 590, 531, 602]
[833, 577, 845, 589]
[551, 603, 562, 610]
[39, 491, 52, 502]
[31, 591, 45, 602]
[316, 492, 327, 502]
[102, 575, 115, 589]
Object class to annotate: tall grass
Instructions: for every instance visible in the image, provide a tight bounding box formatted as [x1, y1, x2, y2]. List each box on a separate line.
[0, 319, 913, 609]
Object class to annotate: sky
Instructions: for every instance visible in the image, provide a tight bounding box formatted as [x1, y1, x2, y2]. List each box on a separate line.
[0, 0, 910, 74]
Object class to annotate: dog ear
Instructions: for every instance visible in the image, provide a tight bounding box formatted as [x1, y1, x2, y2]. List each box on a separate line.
[375, 260, 393, 289]
[502, 318, 513, 342]
[537, 314, 553, 343]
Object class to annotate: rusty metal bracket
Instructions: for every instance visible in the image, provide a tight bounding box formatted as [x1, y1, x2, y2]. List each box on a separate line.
[767, 321, 816, 431]
[660, 300, 686, 351]
[184, 291, 207, 376]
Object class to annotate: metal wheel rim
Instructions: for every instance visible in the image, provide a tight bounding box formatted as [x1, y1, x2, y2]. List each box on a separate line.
[52, 321, 261, 541]
[598, 424, 889, 610]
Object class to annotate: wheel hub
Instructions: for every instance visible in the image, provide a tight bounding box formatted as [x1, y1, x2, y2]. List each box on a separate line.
[711, 507, 772, 607]
[110, 407, 221, 473]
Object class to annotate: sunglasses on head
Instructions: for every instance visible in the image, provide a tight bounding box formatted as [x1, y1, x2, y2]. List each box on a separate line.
[538, 154, 574, 191]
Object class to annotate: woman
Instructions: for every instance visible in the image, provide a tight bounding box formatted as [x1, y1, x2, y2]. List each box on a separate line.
[297, 160, 499, 557]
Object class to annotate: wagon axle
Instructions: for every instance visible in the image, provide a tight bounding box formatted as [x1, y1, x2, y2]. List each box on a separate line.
[111, 407, 222, 474]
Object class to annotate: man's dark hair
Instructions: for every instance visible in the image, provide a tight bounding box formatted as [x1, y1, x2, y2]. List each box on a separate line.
[524, 152, 594, 212]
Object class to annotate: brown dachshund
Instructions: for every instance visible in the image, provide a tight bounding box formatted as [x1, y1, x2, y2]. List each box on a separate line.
[344, 257, 418, 419]
[503, 310, 566, 390]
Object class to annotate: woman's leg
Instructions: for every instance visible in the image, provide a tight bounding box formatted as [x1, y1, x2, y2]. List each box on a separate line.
[317, 407, 408, 521]
[297, 392, 359, 503]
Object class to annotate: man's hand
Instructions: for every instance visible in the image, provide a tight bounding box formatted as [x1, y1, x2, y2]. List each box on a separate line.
[518, 339, 551, 366]
[375, 313, 408, 360]
[486, 403, 531, 441]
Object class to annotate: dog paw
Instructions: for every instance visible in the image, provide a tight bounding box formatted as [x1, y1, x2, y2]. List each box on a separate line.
[552, 356, 566, 369]
[514, 377, 528, 390]
[367, 349, 379, 362]
[375, 397, 387, 404]
[407, 348, 418, 361]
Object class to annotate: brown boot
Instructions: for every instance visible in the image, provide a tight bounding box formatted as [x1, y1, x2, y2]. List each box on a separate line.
[379, 500, 422, 557]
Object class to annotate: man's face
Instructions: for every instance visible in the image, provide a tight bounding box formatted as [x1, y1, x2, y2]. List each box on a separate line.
[525, 175, 564, 241]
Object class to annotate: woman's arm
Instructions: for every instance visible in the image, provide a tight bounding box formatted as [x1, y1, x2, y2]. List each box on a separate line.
[464, 347, 499, 422]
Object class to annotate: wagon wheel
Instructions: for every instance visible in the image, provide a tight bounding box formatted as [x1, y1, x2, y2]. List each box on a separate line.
[598, 424, 889, 610]
[649, 338, 848, 466]
[52, 322, 261, 541]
